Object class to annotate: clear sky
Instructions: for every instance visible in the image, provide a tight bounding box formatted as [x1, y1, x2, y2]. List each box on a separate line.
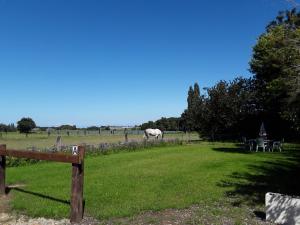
[0, 0, 294, 127]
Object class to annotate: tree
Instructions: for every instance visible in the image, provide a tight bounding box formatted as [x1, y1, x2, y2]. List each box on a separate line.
[250, 9, 300, 137]
[0, 123, 17, 133]
[179, 9, 300, 140]
[17, 118, 36, 137]
[204, 78, 259, 140]
[181, 77, 259, 140]
[58, 124, 77, 130]
[199, 81, 235, 140]
[86, 126, 100, 131]
[141, 117, 180, 131]
[181, 83, 203, 132]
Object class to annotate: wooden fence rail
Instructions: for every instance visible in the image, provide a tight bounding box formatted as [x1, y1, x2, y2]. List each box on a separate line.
[0, 144, 85, 223]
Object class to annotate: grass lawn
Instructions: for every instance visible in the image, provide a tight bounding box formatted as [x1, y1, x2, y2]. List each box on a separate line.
[4, 142, 300, 221]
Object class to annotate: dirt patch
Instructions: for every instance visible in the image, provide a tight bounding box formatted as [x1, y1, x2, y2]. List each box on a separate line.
[0, 194, 11, 213]
[0, 213, 99, 225]
[0, 213, 70, 225]
[0, 184, 26, 213]
[99, 200, 275, 225]
[101, 207, 197, 225]
[1, 195, 274, 225]
[0, 186, 99, 225]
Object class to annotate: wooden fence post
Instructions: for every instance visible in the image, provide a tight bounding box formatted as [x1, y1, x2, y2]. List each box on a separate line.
[0, 144, 6, 195]
[0, 144, 85, 223]
[70, 146, 85, 223]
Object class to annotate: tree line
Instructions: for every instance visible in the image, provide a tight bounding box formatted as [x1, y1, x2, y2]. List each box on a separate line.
[180, 9, 300, 141]
[0, 118, 138, 137]
[140, 117, 181, 131]
[0, 123, 17, 133]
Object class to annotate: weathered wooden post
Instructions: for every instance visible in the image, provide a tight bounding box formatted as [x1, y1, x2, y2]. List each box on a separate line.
[70, 146, 85, 223]
[56, 136, 62, 151]
[124, 128, 128, 142]
[0, 144, 85, 223]
[0, 144, 6, 195]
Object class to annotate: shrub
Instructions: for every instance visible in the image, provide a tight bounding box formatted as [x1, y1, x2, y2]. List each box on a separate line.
[6, 139, 183, 167]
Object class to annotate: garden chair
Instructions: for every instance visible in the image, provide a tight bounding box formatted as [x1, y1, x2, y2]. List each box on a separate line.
[242, 136, 247, 144]
[248, 140, 255, 151]
[242, 137, 254, 151]
[256, 138, 268, 152]
[272, 140, 283, 152]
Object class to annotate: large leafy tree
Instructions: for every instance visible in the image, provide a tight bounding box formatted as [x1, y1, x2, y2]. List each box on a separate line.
[250, 9, 300, 135]
[17, 117, 36, 137]
[180, 9, 300, 140]
[196, 78, 257, 140]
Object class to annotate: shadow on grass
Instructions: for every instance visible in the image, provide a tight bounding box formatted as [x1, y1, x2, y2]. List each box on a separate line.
[5, 186, 70, 205]
[212, 146, 251, 154]
[217, 146, 300, 206]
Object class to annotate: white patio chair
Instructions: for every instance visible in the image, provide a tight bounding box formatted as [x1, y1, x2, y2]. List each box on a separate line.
[256, 138, 267, 152]
[249, 140, 255, 151]
[272, 141, 282, 152]
[242, 137, 254, 151]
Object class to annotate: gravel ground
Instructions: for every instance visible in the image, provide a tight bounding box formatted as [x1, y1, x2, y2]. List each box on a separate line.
[0, 213, 99, 225]
[99, 203, 275, 225]
[0, 207, 274, 225]
[0, 213, 70, 225]
[1, 194, 274, 225]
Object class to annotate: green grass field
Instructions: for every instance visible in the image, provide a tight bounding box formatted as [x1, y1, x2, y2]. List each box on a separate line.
[5, 142, 300, 221]
[0, 131, 199, 149]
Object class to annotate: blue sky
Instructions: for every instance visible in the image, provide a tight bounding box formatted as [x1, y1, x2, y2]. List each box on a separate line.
[0, 0, 294, 127]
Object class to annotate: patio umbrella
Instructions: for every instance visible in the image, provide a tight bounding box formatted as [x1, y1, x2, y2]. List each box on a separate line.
[259, 122, 267, 138]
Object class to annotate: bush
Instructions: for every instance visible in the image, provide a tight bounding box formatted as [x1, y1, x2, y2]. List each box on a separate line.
[6, 139, 184, 167]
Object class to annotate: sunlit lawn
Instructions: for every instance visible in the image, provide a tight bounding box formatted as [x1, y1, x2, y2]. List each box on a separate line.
[5, 142, 300, 220]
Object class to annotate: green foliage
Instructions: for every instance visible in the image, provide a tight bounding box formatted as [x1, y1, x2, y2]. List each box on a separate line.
[189, 78, 258, 140]
[6, 157, 40, 167]
[250, 9, 300, 135]
[100, 126, 110, 130]
[16, 117, 36, 135]
[86, 126, 100, 131]
[58, 124, 76, 130]
[180, 83, 203, 132]
[0, 123, 17, 133]
[181, 9, 300, 140]
[141, 117, 181, 131]
[5, 139, 183, 167]
[86, 139, 183, 156]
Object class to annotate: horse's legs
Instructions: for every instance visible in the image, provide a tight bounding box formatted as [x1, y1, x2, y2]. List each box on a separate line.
[144, 131, 149, 140]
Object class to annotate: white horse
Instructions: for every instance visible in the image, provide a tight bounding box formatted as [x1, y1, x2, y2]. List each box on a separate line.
[143, 128, 163, 140]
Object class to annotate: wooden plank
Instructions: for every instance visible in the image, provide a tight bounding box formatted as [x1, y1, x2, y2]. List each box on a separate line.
[78, 146, 85, 163]
[0, 149, 80, 164]
[0, 145, 6, 195]
[70, 146, 85, 223]
[70, 161, 84, 223]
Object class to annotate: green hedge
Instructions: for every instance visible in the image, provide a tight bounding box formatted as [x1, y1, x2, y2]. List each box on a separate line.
[6, 139, 184, 167]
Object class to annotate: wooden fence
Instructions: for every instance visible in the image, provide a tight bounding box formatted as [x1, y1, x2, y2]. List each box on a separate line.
[0, 144, 85, 223]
